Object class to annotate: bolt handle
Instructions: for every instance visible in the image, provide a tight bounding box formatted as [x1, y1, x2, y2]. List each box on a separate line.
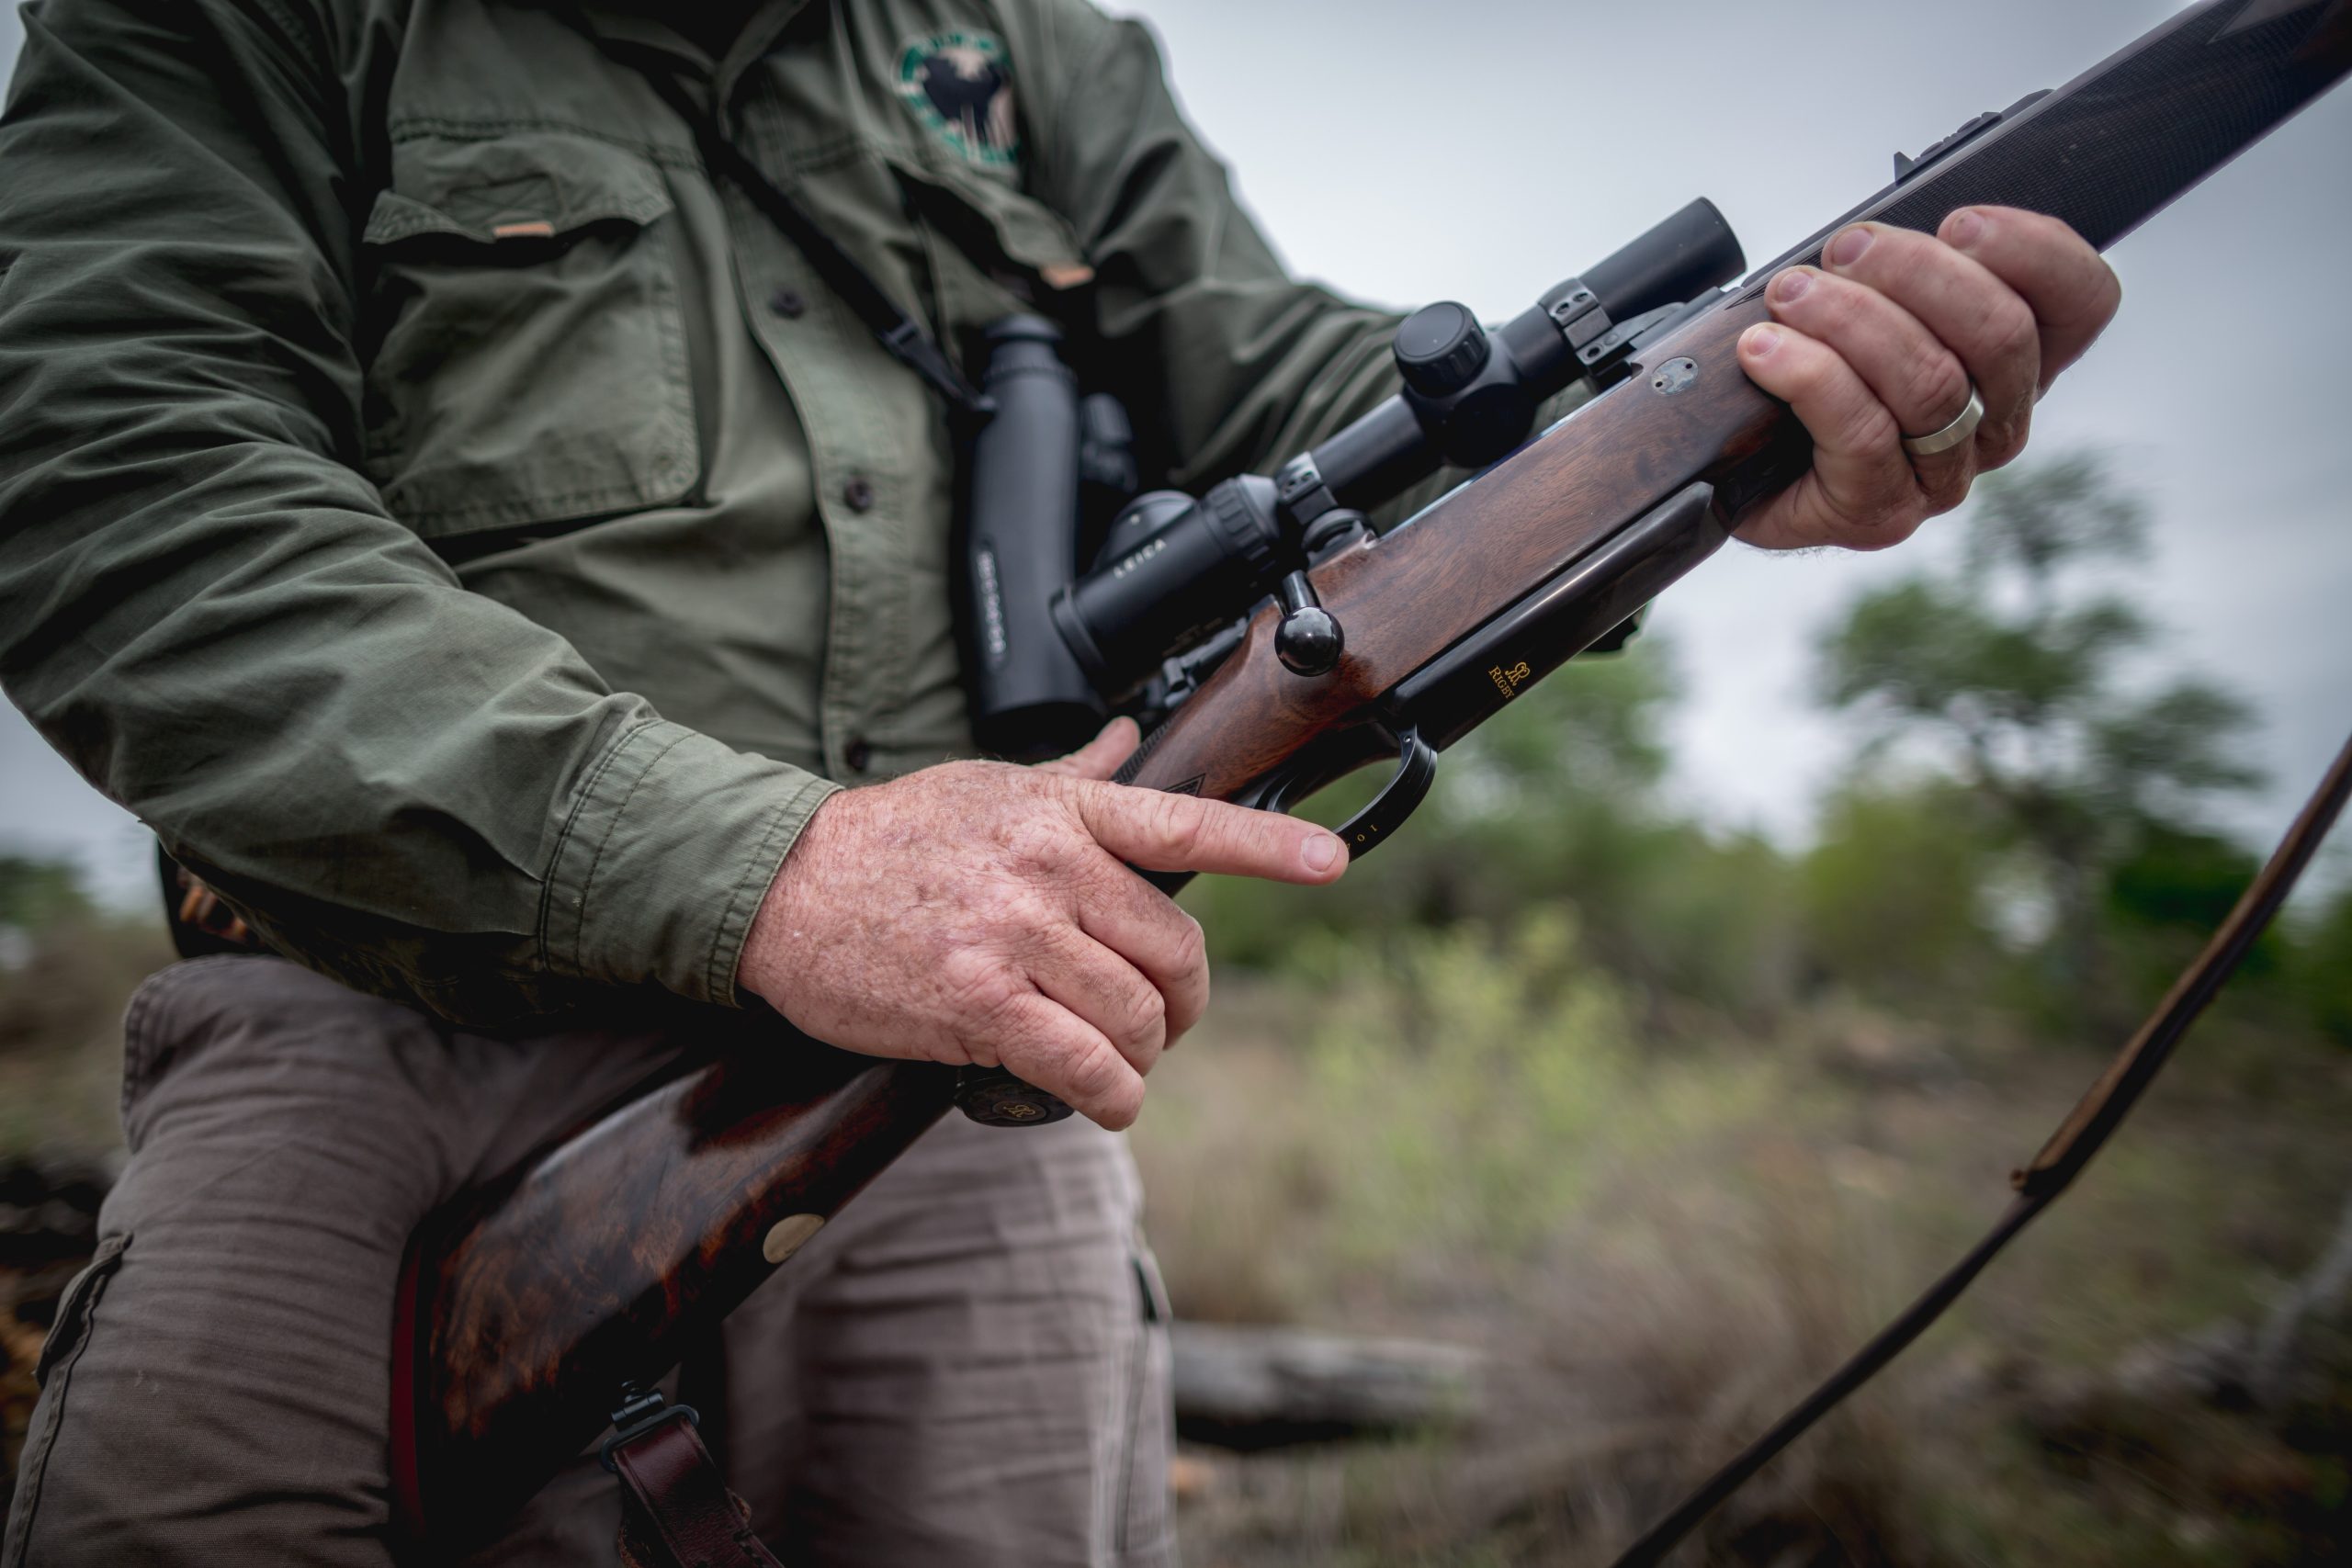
[1273, 571, 1344, 677]
[953, 1065, 1076, 1127]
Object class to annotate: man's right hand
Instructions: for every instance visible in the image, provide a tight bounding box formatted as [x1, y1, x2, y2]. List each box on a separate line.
[736, 719, 1349, 1129]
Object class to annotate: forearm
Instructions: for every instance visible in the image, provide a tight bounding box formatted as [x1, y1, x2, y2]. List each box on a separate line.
[2, 409, 831, 1023]
[0, 0, 831, 1023]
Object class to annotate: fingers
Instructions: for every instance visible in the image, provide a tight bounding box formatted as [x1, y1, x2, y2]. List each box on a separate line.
[1737, 209, 2112, 550]
[1032, 716, 1142, 781]
[1072, 862, 1213, 1040]
[1761, 264, 1975, 513]
[1937, 206, 2120, 391]
[1734, 319, 1924, 552]
[1069, 782, 1349, 884]
[1815, 220, 2039, 468]
[1023, 921, 1169, 1076]
[979, 989, 1145, 1129]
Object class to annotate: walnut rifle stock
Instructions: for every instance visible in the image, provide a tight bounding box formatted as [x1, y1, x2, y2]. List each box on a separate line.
[1113, 295, 1790, 807]
[395, 0, 2352, 1547]
[390, 1043, 956, 1545]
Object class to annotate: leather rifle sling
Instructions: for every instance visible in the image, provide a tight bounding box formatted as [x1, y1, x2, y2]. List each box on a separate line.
[607, 1414, 786, 1568]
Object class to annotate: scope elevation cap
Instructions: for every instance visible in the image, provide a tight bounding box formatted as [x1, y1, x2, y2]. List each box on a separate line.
[1393, 301, 1490, 398]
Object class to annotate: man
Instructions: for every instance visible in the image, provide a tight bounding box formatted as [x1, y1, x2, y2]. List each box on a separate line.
[0, 0, 2120, 1563]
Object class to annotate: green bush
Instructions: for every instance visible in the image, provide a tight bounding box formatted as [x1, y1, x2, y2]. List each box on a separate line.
[1799, 781, 2007, 1002]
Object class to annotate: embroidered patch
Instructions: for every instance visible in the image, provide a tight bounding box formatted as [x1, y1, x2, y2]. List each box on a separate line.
[895, 29, 1018, 167]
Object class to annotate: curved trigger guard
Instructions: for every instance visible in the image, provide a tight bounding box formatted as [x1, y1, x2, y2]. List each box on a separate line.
[1131, 725, 1440, 898]
[1264, 727, 1439, 862]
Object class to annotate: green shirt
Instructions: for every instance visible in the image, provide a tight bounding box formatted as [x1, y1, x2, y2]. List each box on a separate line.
[0, 0, 1525, 1024]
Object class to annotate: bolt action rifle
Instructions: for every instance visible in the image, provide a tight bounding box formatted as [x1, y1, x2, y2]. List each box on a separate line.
[391, 2, 2352, 1556]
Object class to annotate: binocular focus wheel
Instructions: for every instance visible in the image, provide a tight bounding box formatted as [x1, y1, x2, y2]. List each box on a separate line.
[954, 1065, 1077, 1127]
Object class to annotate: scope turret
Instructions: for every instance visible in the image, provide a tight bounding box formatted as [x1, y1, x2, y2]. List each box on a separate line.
[1394, 303, 1490, 398]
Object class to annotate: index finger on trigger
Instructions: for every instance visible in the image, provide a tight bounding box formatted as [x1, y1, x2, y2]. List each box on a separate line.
[1069, 781, 1348, 885]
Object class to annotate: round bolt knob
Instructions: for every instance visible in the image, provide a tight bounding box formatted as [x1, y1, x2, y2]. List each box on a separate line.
[1394, 301, 1490, 399]
[1276, 604, 1344, 676]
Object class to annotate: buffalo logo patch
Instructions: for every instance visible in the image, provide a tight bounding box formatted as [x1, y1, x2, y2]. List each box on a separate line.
[895, 30, 1018, 167]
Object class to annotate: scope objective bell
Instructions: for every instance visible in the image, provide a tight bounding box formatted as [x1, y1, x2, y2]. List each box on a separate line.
[1051, 476, 1287, 694]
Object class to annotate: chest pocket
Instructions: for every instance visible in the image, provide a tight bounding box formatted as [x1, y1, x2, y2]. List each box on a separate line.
[360, 132, 698, 540]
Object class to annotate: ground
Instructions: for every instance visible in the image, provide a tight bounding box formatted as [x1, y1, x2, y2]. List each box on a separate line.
[6, 918, 2349, 1563]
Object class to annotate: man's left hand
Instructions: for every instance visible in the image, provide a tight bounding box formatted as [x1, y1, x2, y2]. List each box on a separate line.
[1733, 206, 2121, 550]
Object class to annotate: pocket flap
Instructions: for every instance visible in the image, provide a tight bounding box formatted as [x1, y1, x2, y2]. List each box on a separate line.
[365, 131, 675, 248]
[356, 130, 697, 538]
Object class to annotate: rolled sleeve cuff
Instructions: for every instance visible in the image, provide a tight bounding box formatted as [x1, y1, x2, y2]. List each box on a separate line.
[541, 719, 840, 1006]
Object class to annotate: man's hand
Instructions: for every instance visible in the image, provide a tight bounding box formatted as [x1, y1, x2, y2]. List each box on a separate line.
[737, 719, 1348, 1129]
[1735, 206, 2121, 550]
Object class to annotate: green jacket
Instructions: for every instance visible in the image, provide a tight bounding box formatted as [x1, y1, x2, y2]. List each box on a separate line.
[0, 0, 1521, 1024]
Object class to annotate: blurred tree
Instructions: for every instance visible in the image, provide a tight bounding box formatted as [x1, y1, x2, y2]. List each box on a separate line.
[1814, 453, 2260, 1018]
[1183, 640, 1802, 1019]
[1801, 780, 2006, 999]
[1182, 648, 1676, 952]
[2102, 822, 2293, 1003]
[0, 852, 94, 936]
[0, 854, 168, 1155]
[2292, 882, 2352, 1048]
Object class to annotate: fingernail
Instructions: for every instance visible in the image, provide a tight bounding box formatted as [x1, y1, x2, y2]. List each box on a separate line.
[1826, 227, 1873, 268]
[1771, 267, 1813, 303]
[1741, 323, 1782, 356]
[1302, 833, 1340, 873]
[1946, 209, 1986, 247]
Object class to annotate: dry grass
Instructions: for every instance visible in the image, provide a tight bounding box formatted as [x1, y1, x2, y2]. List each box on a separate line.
[0, 918, 165, 1161]
[6, 904, 2349, 1562]
[1133, 915, 2352, 1566]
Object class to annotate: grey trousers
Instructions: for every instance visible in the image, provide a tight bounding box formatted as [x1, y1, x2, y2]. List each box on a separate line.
[3, 957, 1174, 1567]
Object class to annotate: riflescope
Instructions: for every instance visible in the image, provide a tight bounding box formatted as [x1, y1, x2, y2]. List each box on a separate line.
[954, 198, 1743, 761]
[1047, 198, 1745, 701]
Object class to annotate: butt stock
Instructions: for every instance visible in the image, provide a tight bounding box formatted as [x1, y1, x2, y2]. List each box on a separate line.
[392, 1045, 955, 1545]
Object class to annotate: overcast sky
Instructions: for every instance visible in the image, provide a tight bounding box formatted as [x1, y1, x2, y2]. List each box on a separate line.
[2, 0, 2346, 907]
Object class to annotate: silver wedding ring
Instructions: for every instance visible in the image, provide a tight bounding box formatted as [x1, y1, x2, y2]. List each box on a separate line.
[1901, 383, 1984, 458]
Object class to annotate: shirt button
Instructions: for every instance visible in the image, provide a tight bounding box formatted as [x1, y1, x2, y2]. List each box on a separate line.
[769, 287, 806, 318]
[842, 476, 876, 513]
[842, 737, 874, 773]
